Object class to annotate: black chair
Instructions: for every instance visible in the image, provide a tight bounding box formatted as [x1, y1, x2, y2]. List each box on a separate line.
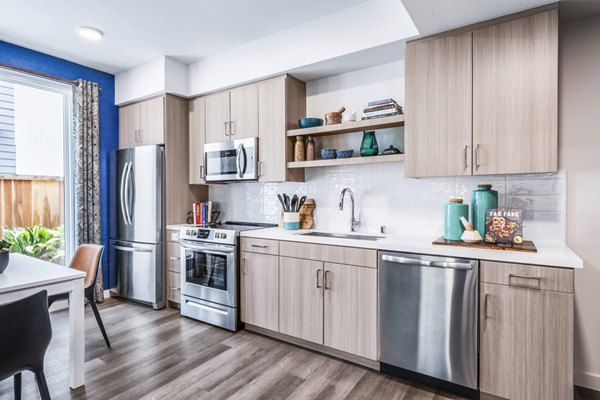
[48, 244, 110, 348]
[0, 290, 52, 400]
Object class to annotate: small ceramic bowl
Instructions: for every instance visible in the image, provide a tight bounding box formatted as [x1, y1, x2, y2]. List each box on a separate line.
[336, 149, 354, 159]
[321, 149, 337, 159]
[298, 118, 324, 129]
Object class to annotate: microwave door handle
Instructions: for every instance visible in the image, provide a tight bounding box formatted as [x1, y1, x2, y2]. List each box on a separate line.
[236, 143, 244, 178]
[241, 145, 247, 175]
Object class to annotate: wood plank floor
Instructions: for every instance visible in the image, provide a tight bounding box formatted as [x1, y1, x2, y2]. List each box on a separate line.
[0, 297, 462, 400]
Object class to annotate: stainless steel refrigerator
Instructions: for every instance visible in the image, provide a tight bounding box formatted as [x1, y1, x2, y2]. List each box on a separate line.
[109, 145, 165, 309]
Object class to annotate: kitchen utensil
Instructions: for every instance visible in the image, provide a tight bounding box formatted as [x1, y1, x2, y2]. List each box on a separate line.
[283, 212, 300, 230]
[298, 117, 324, 129]
[444, 198, 469, 241]
[360, 131, 379, 156]
[382, 145, 402, 155]
[297, 196, 307, 211]
[471, 184, 498, 238]
[336, 149, 354, 159]
[460, 216, 483, 243]
[299, 198, 315, 229]
[321, 149, 337, 159]
[291, 195, 298, 212]
[325, 107, 346, 125]
[277, 194, 287, 211]
[284, 194, 290, 213]
[432, 236, 537, 252]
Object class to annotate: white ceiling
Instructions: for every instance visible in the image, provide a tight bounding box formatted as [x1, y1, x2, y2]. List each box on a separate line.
[0, 0, 370, 73]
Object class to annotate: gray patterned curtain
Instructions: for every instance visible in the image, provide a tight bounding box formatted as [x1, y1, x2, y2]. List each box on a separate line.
[73, 79, 103, 302]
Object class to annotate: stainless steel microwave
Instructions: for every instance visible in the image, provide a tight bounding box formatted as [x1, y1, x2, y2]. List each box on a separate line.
[203, 137, 258, 182]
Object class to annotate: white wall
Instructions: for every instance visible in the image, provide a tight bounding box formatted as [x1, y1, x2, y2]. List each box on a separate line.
[187, 0, 417, 96]
[210, 63, 566, 246]
[559, 14, 600, 391]
[115, 56, 188, 105]
[14, 84, 63, 177]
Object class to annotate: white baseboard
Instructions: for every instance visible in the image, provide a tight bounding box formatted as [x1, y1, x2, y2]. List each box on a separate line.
[575, 369, 600, 391]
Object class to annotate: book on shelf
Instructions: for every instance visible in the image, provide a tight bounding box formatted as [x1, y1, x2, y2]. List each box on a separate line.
[367, 98, 399, 107]
[192, 201, 213, 225]
[363, 108, 403, 117]
[363, 104, 402, 113]
[361, 112, 402, 120]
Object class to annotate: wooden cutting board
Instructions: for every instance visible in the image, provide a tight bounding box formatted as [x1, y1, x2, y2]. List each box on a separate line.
[432, 236, 537, 253]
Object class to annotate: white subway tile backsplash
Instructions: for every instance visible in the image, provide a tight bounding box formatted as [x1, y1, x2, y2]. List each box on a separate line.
[209, 167, 567, 246]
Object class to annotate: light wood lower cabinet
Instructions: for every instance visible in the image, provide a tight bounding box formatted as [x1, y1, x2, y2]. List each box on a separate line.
[324, 262, 378, 360]
[480, 261, 573, 400]
[240, 251, 279, 332]
[278, 256, 324, 345]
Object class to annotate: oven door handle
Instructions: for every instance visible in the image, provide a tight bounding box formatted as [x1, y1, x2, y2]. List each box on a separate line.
[180, 242, 235, 254]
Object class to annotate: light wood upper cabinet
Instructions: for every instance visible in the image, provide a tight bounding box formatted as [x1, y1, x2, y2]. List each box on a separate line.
[119, 96, 165, 149]
[278, 256, 324, 344]
[189, 97, 206, 184]
[405, 6, 558, 177]
[405, 31, 473, 178]
[139, 96, 165, 146]
[118, 103, 139, 148]
[240, 251, 279, 331]
[258, 76, 306, 182]
[119, 96, 165, 148]
[473, 8, 558, 175]
[230, 84, 259, 140]
[204, 91, 231, 144]
[480, 261, 573, 400]
[324, 262, 378, 360]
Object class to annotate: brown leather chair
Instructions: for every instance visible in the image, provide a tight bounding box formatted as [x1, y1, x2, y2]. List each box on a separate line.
[48, 244, 110, 347]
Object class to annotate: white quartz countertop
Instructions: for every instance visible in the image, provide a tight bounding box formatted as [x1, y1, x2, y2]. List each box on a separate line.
[166, 224, 192, 230]
[240, 227, 583, 269]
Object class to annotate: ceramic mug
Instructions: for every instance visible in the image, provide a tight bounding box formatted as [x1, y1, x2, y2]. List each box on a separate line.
[283, 212, 300, 230]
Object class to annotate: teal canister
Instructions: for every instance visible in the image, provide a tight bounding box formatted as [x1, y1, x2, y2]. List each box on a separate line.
[444, 198, 469, 241]
[471, 184, 498, 238]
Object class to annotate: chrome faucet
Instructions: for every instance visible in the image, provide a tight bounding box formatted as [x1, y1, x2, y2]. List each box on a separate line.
[339, 187, 360, 232]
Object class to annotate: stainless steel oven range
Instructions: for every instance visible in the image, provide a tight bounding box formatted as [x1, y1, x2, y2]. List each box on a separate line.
[179, 222, 275, 331]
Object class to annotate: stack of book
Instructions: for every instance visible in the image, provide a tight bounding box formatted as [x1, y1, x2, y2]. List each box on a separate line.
[362, 98, 403, 120]
[192, 201, 213, 225]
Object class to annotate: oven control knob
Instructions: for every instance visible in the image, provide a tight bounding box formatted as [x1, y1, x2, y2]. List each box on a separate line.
[221, 233, 227, 239]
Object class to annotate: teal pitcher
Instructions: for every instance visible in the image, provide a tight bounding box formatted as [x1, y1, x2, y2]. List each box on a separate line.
[360, 131, 379, 156]
[471, 184, 498, 238]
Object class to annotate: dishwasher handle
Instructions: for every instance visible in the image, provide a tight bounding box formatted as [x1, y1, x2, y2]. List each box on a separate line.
[381, 254, 473, 270]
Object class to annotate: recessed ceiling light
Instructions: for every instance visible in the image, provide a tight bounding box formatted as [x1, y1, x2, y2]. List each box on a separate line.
[78, 26, 103, 41]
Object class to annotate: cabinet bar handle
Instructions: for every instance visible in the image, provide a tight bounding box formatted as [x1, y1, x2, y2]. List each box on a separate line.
[316, 269, 322, 288]
[230, 120, 235, 136]
[250, 244, 268, 249]
[463, 145, 468, 171]
[475, 144, 481, 171]
[241, 258, 246, 275]
[508, 273, 541, 289]
[224, 121, 230, 136]
[324, 270, 331, 289]
[483, 292, 489, 331]
[200, 165, 205, 180]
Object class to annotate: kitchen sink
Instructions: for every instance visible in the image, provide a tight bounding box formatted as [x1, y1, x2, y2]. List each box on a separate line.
[301, 231, 384, 241]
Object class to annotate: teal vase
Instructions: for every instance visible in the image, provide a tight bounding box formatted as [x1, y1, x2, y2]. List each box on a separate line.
[444, 198, 469, 241]
[360, 131, 379, 156]
[471, 184, 498, 238]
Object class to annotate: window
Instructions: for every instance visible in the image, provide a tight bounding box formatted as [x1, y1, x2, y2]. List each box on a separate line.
[0, 68, 74, 265]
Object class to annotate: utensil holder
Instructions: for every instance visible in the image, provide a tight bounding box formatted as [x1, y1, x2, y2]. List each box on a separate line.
[283, 212, 300, 230]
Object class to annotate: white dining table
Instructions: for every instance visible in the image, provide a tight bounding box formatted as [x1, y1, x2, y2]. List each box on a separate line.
[0, 253, 86, 389]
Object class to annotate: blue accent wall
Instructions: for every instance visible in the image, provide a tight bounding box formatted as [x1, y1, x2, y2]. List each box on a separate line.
[0, 40, 118, 287]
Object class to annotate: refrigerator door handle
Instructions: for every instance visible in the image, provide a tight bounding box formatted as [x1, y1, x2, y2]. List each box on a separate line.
[123, 162, 133, 225]
[113, 245, 153, 253]
[127, 162, 136, 223]
[120, 162, 130, 225]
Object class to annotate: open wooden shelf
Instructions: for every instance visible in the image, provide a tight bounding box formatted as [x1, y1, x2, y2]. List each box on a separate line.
[287, 114, 404, 138]
[287, 154, 404, 169]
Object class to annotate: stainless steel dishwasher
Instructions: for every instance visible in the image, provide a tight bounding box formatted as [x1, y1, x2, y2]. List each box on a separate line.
[379, 251, 479, 398]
